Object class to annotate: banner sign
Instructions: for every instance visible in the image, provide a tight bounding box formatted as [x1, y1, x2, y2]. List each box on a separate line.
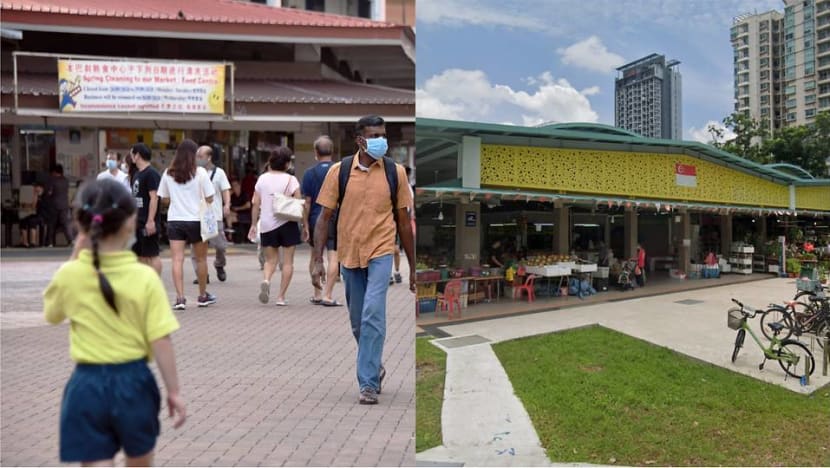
[675, 163, 697, 187]
[57, 60, 225, 114]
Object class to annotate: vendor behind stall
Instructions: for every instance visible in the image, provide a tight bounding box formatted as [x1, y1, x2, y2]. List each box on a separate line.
[488, 239, 506, 268]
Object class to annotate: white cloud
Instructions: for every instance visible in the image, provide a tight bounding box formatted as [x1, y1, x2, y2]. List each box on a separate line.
[417, 0, 782, 35]
[687, 120, 736, 144]
[416, 69, 599, 125]
[417, 0, 548, 31]
[557, 36, 626, 74]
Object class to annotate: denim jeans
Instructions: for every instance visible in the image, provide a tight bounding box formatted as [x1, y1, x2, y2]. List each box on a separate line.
[341, 254, 392, 392]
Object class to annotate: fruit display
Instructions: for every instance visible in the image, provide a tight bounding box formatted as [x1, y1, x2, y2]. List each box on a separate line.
[523, 254, 578, 266]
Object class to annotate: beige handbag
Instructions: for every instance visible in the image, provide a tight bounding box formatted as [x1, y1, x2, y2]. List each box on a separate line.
[271, 175, 304, 222]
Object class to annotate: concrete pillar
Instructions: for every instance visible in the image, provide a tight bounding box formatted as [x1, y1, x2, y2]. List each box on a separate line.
[553, 201, 569, 254]
[624, 206, 638, 259]
[679, 209, 691, 274]
[720, 214, 733, 256]
[759, 215, 767, 244]
[455, 202, 481, 268]
[460, 136, 481, 189]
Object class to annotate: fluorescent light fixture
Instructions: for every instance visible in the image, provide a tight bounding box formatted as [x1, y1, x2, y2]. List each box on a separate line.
[574, 223, 600, 227]
[534, 223, 554, 227]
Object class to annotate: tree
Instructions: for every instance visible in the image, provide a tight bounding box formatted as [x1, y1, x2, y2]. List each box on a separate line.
[707, 112, 771, 164]
[707, 111, 830, 177]
[764, 111, 830, 177]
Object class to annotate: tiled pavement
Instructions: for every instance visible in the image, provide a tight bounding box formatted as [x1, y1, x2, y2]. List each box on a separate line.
[0, 245, 415, 466]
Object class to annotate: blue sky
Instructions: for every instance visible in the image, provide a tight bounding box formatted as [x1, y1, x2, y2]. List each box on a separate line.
[416, 0, 781, 141]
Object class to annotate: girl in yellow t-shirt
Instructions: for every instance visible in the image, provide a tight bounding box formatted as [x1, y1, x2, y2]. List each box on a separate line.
[43, 179, 186, 466]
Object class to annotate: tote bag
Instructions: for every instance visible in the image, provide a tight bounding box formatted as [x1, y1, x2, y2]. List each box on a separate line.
[199, 171, 219, 241]
[271, 174, 304, 222]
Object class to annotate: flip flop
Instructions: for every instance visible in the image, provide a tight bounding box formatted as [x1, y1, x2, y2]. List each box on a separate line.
[309, 298, 323, 305]
[320, 299, 343, 307]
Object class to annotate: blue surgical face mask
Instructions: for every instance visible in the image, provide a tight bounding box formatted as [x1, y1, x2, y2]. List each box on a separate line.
[364, 137, 388, 160]
[106, 160, 118, 170]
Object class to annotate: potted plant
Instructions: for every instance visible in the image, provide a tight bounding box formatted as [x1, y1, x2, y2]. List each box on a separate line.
[786, 258, 802, 278]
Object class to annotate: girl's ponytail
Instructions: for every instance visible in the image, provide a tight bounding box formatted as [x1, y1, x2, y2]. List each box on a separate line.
[89, 214, 118, 314]
[75, 179, 137, 315]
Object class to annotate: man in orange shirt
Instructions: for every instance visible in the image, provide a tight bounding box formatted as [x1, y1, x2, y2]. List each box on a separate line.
[312, 115, 415, 405]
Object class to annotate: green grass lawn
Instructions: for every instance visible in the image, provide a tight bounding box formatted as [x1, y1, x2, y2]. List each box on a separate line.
[416, 337, 447, 453]
[493, 326, 830, 466]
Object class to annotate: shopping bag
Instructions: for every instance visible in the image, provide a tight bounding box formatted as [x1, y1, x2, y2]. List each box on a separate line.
[271, 177, 304, 222]
[199, 173, 219, 241]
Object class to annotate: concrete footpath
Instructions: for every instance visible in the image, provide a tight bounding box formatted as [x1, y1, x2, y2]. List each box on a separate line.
[1, 246, 415, 467]
[416, 277, 828, 466]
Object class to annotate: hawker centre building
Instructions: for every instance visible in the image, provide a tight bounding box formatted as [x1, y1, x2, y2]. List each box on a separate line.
[414, 118, 830, 278]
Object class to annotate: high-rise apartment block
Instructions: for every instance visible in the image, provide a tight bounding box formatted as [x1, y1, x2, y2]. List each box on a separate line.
[732, 0, 830, 132]
[614, 54, 682, 140]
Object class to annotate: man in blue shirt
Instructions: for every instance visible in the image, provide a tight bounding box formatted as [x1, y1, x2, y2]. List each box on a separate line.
[302, 135, 341, 307]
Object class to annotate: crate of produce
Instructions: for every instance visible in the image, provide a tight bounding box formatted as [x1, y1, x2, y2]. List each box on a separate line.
[572, 263, 597, 273]
[416, 270, 441, 283]
[416, 282, 437, 298]
[557, 261, 577, 270]
[595, 266, 610, 278]
[417, 298, 438, 314]
[449, 268, 466, 279]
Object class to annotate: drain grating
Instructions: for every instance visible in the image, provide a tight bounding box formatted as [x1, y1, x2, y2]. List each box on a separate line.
[434, 334, 491, 349]
[675, 299, 704, 305]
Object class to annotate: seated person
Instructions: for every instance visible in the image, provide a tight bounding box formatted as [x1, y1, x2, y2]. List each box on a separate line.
[18, 182, 47, 248]
[229, 179, 252, 244]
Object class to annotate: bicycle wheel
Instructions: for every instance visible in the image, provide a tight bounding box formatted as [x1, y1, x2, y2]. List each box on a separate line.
[776, 340, 815, 378]
[732, 329, 745, 363]
[760, 307, 794, 341]
[793, 290, 815, 302]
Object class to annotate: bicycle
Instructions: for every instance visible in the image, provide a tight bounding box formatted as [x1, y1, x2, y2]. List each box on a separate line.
[759, 294, 830, 348]
[729, 298, 815, 379]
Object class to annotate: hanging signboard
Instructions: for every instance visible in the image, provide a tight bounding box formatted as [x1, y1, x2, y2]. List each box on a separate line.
[57, 60, 225, 114]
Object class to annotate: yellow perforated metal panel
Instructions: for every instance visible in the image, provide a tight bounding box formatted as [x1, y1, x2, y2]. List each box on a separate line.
[480, 145, 792, 207]
[795, 186, 830, 211]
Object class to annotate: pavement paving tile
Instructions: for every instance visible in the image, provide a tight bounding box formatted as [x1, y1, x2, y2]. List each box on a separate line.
[1, 246, 415, 466]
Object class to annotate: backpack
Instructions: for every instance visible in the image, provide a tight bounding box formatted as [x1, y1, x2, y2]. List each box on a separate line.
[337, 155, 399, 223]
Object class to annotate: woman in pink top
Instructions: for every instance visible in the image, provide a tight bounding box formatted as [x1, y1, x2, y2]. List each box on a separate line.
[249, 147, 302, 307]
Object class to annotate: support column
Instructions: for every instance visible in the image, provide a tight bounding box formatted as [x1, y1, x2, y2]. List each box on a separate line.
[553, 200, 569, 254]
[679, 209, 691, 274]
[624, 206, 638, 259]
[460, 136, 481, 189]
[455, 202, 481, 268]
[720, 214, 733, 256]
[759, 215, 768, 244]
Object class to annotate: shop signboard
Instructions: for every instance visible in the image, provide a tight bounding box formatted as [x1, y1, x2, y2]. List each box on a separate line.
[465, 211, 477, 227]
[57, 60, 225, 114]
[675, 163, 697, 187]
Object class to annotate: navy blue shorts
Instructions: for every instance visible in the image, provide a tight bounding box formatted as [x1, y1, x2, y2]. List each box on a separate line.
[60, 359, 161, 462]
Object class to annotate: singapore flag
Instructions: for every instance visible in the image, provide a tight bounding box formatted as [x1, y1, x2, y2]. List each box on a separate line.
[675, 163, 697, 187]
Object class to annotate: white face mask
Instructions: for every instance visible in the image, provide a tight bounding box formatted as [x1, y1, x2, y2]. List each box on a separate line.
[120, 163, 129, 173]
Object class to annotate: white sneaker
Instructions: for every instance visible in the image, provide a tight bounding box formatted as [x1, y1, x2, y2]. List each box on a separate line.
[258, 281, 270, 304]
